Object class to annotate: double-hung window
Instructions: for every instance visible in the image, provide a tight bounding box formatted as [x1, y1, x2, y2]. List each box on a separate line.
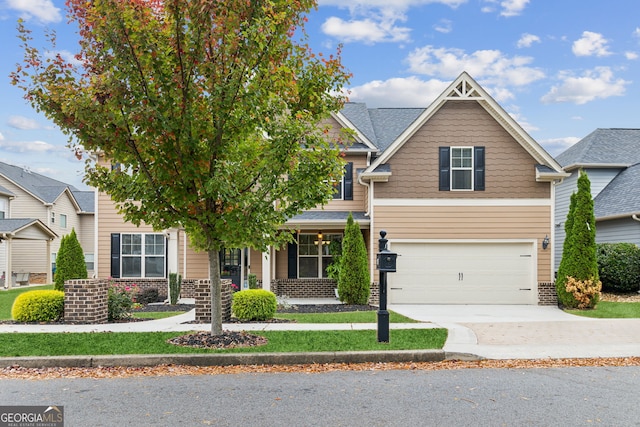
[113, 233, 166, 278]
[439, 146, 485, 191]
[297, 233, 342, 278]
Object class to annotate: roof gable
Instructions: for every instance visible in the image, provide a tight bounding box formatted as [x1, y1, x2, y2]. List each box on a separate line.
[594, 163, 640, 219]
[0, 161, 78, 204]
[365, 72, 564, 175]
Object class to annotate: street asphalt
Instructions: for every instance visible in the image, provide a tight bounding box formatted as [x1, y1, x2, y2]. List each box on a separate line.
[1, 299, 639, 367]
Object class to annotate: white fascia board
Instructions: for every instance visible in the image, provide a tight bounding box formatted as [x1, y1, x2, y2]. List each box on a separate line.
[372, 198, 552, 207]
[331, 111, 378, 151]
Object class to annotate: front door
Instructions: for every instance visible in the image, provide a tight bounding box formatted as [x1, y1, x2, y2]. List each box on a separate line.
[220, 248, 241, 290]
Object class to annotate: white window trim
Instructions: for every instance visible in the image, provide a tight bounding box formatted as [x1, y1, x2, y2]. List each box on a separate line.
[298, 233, 342, 279]
[450, 146, 474, 191]
[120, 233, 166, 278]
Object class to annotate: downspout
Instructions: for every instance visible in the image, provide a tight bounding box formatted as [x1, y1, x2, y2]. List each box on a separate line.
[357, 152, 375, 284]
[633, 214, 640, 223]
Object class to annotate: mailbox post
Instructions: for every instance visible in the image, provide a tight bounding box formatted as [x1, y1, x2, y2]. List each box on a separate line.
[376, 230, 397, 343]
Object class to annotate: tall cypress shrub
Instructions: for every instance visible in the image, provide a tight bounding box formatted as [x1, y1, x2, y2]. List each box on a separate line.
[337, 213, 370, 305]
[555, 170, 600, 308]
[54, 228, 88, 291]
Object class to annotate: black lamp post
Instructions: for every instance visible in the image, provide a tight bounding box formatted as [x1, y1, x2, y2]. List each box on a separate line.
[376, 230, 397, 343]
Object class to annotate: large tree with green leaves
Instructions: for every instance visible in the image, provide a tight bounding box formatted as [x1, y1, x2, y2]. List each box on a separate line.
[555, 170, 600, 308]
[12, 0, 350, 335]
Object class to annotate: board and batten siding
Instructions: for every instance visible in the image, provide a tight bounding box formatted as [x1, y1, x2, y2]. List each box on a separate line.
[373, 203, 553, 282]
[374, 101, 551, 200]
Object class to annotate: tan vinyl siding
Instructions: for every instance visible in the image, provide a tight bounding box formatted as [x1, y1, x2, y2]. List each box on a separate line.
[178, 232, 209, 279]
[375, 101, 550, 199]
[0, 177, 48, 220]
[308, 154, 369, 212]
[13, 240, 48, 273]
[249, 248, 262, 279]
[374, 204, 552, 281]
[50, 193, 82, 254]
[275, 247, 289, 280]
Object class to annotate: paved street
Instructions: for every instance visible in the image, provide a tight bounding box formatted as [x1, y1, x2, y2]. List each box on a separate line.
[3, 366, 639, 426]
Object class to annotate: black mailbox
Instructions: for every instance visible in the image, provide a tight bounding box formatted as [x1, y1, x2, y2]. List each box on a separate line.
[377, 250, 397, 272]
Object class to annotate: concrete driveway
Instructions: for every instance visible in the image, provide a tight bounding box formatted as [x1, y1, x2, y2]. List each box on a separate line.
[389, 304, 640, 359]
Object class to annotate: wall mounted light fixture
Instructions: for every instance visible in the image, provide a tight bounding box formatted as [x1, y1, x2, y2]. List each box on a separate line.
[542, 235, 550, 250]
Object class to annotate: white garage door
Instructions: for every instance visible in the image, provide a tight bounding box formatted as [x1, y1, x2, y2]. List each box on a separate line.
[387, 242, 535, 305]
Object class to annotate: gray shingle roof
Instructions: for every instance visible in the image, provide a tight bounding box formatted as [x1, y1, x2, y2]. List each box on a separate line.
[556, 128, 640, 167]
[72, 191, 95, 213]
[0, 162, 78, 203]
[0, 218, 41, 234]
[594, 163, 640, 218]
[340, 103, 424, 154]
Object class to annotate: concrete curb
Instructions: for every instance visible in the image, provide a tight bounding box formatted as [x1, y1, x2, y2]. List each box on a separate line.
[0, 350, 484, 369]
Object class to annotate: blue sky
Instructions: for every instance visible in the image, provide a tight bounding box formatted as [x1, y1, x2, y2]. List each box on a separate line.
[1, 0, 639, 189]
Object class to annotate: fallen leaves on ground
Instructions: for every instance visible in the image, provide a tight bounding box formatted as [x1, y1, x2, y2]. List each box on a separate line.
[167, 331, 268, 349]
[601, 292, 640, 302]
[1, 357, 640, 380]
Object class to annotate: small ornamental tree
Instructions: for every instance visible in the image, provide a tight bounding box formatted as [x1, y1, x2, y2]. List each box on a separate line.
[555, 170, 600, 308]
[337, 213, 370, 305]
[12, 0, 350, 335]
[54, 228, 87, 291]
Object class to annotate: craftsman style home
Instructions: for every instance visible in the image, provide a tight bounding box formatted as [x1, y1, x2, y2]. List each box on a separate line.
[96, 72, 567, 305]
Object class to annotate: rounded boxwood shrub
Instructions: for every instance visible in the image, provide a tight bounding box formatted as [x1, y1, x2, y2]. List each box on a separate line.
[232, 289, 277, 321]
[597, 243, 640, 293]
[11, 290, 65, 322]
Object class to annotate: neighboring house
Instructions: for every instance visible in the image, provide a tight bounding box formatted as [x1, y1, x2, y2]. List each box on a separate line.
[0, 162, 95, 287]
[554, 128, 640, 271]
[97, 72, 567, 305]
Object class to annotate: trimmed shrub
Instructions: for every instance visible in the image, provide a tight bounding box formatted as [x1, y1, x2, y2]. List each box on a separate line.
[232, 289, 277, 321]
[597, 243, 640, 293]
[169, 273, 182, 304]
[11, 290, 64, 322]
[247, 273, 259, 290]
[54, 228, 87, 291]
[137, 288, 160, 305]
[337, 212, 370, 305]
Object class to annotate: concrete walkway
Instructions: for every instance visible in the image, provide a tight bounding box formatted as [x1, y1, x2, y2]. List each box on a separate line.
[2, 300, 640, 365]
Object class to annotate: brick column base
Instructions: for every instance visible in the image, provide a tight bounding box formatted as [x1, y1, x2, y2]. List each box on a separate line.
[64, 279, 108, 324]
[195, 279, 232, 323]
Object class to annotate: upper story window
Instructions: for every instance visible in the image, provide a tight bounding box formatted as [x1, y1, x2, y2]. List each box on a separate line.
[332, 162, 353, 200]
[59, 214, 67, 229]
[439, 146, 485, 191]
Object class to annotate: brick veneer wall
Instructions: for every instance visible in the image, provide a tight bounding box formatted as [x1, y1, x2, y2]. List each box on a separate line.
[64, 279, 109, 324]
[108, 278, 197, 301]
[265, 279, 337, 298]
[194, 279, 232, 323]
[538, 282, 558, 306]
[369, 281, 379, 306]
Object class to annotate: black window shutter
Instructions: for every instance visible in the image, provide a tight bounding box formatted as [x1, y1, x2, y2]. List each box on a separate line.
[474, 146, 485, 191]
[110, 233, 120, 278]
[343, 162, 353, 200]
[287, 241, 298, 279]
[439, 147, 450, 191]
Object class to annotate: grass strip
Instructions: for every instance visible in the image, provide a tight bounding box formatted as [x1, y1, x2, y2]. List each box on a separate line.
[567, 301, 640, 318]
[0, 329, 447, 357]
[275, 311, 417, 323]
[0, 285, 53, 320]
[132, 312, 187, 320]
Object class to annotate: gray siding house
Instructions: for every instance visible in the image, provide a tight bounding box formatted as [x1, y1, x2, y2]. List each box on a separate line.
[554, 129, 640, 271]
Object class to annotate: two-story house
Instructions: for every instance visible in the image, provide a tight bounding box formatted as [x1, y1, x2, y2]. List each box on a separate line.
[97, 73, 567, 305]
[0, 162, 95, 287]
[554, 128, 640, 272]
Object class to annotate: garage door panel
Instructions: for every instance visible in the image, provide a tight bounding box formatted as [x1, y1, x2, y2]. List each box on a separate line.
[388, 242, 535, 305]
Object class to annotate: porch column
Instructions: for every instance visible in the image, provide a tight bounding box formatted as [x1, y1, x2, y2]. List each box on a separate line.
[166, 229, 179, 275]
[261, 247, 272, 292]
[46, 238, 52, 284]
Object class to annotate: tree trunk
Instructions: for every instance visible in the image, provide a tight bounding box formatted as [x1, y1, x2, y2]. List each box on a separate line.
[208, 249, 223, 335]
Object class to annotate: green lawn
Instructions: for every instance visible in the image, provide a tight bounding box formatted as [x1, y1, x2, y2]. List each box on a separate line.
[132, 311, 187, 320]
[0, 329, 447, 357]
[567, 301, 640, 318]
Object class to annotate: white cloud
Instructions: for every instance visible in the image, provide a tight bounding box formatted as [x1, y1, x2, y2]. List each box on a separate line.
[634, 28, 640, 38]
[433, 19, 453, 34]
[541, 67, 629, 105]
[572, 31, 612, 57]
[6, 0, 62, 24]
[0, 132, 4, 141]
[517, 33, 540, 48]
[499, 0, 530, 17]
[625, 51, 639, 60]
[7, 116, 40, 130]
[0, 139, 57, 153]
[406, 45, 545, 87]
[347, 76, 450, 107]
[318, 0, 467, 9]
[45, 50, 83, 67]
[539, 137, 581, 156]
[321, 16, 410, 44]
